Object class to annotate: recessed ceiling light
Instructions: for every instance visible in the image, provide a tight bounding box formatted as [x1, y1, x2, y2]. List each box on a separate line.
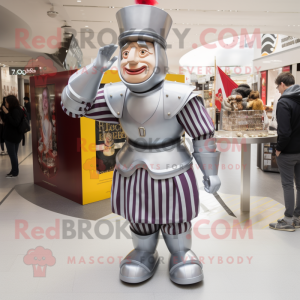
[85, 25, 88, 27]
[77, 0, 81, 2]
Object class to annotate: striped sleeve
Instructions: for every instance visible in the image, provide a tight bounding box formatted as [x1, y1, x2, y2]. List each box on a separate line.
[176, 96, 215, 140]
[84, 88, 119, 124]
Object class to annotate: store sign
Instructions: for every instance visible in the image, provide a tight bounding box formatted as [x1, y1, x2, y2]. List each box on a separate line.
[282, 66, 291, 72]
[261, 71, 267, 104]
[261, 34, 300, 57]
[9, 67, 39, 76]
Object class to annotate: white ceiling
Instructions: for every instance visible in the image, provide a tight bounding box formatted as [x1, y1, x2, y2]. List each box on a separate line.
[0, 0, 300, 72]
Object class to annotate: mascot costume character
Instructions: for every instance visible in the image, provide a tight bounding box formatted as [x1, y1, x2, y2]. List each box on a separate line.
[61, 2, 221, 285]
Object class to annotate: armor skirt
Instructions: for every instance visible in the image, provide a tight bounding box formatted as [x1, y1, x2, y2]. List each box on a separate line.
[111, 166, 199, 224]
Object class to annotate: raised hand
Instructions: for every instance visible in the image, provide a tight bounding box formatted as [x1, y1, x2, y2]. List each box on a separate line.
[93, 44, 118, 72]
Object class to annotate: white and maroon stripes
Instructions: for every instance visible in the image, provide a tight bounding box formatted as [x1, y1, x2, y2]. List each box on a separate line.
[130, 223, 160, 235]
[60, 102, 84, 118]
[111, 167, 199, 224]
[176, 97, 215, 140]
[130, 222, 191, 235]
[85, 89, 119, 124]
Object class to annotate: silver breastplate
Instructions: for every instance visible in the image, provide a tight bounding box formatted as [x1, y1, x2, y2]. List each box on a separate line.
[116, 86, 192, 179]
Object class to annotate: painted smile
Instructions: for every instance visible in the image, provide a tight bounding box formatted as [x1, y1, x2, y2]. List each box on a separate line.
[125, 66, 147, 75]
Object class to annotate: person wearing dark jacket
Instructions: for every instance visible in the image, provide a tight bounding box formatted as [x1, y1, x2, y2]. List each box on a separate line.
[24, 97, 31, 121]
[269, 72, 300, 232]
[0, 97, 7, 154]
[2, 95, 24, 178]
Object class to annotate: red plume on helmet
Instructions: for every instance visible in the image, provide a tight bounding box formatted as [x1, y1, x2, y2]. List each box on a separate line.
[135, 0, 159, 5]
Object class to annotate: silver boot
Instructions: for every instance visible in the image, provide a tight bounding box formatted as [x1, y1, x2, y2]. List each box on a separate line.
[162, 229, 203, 285]
[120, 228, 160, 283]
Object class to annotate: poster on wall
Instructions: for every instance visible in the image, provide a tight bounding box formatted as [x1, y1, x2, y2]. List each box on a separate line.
[261, 71, 267, 105]
[95, 122, 126, 174]
[35, 85, 58, 178]
[1, 67, 18, 98]
[30, 70, 83, 204]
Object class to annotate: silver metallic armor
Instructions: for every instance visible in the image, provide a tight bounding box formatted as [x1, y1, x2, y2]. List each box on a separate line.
[120, 228, 160, 283]
[61, 4, 221, 285]
[163, 229, 204, 285]
[105, 80, 195, 179]
[193, 138, 221, 194]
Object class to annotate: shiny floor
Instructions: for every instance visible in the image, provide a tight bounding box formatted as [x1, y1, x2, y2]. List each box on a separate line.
[0, 132, 299, 300]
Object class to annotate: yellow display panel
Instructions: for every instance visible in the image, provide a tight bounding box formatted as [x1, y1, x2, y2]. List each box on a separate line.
[80, 117, 114, 205]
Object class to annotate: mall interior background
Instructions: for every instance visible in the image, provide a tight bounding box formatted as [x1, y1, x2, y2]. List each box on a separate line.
[1, 0, 300, 299]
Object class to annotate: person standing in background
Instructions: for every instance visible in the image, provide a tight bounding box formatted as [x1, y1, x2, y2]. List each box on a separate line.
[269, 88, 281, 130]
[1, 95, 24, 178]
[269, 72, 300, 231]
[24, 97, 31, 121]
[0, 97, 7, 155]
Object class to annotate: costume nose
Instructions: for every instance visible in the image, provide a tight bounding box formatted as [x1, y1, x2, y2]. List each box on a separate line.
[127, 47, 139, 64]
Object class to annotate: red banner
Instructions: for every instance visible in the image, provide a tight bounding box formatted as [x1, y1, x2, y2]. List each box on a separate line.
[282, 66, 291, 72]
[261, 71, 267, 105]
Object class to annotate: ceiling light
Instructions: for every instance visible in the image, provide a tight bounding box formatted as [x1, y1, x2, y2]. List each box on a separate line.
[47, 5, 58, 18]
[61, 21, 71, 29]
[85, 25, 88, 27]
[77, 0, 81, 2]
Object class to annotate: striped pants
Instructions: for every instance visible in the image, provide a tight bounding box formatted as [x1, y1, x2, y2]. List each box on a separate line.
[130, 221, 192, 235]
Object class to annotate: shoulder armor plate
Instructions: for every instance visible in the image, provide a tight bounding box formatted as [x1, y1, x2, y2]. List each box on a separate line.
[104, 82, 127, 118]
[163, 81, 195, 119]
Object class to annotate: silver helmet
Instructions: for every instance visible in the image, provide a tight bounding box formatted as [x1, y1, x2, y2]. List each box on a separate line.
[116, 5, 172, 93]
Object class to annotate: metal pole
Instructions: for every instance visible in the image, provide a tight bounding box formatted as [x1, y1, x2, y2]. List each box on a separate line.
[241, 144, 251, 212]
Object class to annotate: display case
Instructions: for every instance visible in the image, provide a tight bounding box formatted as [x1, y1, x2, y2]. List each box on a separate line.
[257, 142, 279, 173]
[221, 110, 267, 131]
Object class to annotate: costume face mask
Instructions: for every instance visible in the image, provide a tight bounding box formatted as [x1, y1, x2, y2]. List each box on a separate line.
[120, 42, 156, 84]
